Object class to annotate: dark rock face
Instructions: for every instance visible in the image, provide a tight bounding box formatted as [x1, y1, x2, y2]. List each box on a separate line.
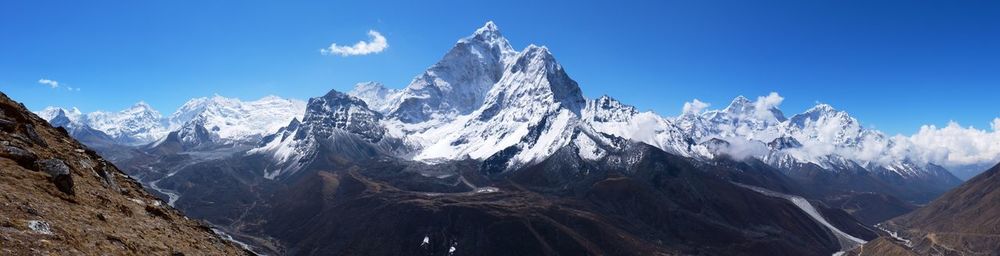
[0, 118, 16, 131]
[159, 139, 870, 255]
[304, 90, 385, 142]
[1, 145, 37, 167]
[768, 136, 802, 150]
[36, 159, 74, 195]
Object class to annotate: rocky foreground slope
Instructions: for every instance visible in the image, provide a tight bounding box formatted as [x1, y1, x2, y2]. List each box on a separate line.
[0, 92, 246, 255]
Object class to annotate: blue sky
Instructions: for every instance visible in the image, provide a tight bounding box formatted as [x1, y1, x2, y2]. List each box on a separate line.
[1, 0, 997, 135]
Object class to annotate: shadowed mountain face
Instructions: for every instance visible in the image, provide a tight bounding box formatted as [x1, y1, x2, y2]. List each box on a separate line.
[130, 136, 876, 255]
[865, 163, 1000, 255]
[0, 93, 247, 255]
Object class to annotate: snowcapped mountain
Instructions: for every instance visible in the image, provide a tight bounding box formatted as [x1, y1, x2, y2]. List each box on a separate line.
[675, 95, 962, 200]
[414, 45, 591, 170]
[348, 81, 400, 114]
[679, 95, 789, 143]
[250, 89, 409, 179]
[166, 95, 305, 143]
[37, 107, 85, 129]
[87, 102, 168, 144]
[257, 24, 631, 173]
[387, 21, 517, 124]
[38, 95, 305, 149]
[583, 95, 692, 157]
[36, 103, 166, 145]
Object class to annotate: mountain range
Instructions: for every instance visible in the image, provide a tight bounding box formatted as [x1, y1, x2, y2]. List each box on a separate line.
[31, 21, 996, 255]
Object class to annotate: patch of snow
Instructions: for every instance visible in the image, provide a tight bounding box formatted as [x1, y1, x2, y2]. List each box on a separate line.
[27, 220, 53, 235]
[474, 187, 500, 193]
[128, 198, 146, 205]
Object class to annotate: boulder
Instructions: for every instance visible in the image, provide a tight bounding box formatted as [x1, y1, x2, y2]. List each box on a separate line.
[36, 159, 74, 195]
[0, 145, 37, 167]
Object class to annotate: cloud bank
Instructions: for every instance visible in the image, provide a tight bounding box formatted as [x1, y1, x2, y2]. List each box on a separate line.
[321, 30, 388, 56]
[903, 119, 1000, 169]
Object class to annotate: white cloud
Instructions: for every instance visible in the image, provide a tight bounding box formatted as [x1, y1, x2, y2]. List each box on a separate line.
[38, 78, 59, 88]
[753, 92, 784, 121]
[681, 99, 710, 115]
[320, 30, 388, 56]
[902, 120, 1000, 168]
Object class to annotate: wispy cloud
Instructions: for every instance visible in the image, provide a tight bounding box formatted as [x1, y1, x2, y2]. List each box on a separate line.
[320, 30, 388, 56]
[38, 78, 80, 91]
[38, 78, 59, 88]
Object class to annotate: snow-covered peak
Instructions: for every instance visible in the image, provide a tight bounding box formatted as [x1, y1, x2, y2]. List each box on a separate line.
[790, 103, 849, 127]
[463, 21, 515, 54]
[689, 94, 789, 143]
[37, 104, 167, 145]
[723, 96, 754, 114]
[348, 81, 401, 114]
[388, 22, 518, 124]
[37, 107, 84, 127]
[413, 43, 593, 170]
[715, 95, 787, 122]
[584, 95, 693, 158]
[481, 44, 585, 114]
[584, 95, 639, 123]
[86, 101, 167, 145]
[475, 21, 500, 35]
[787, 103, 866, 147]
[169, 95, 243, 126]
[167, 95, 305, 144]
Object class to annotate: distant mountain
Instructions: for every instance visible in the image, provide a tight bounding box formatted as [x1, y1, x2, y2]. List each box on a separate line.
[347, 81, 401, 114]
[37, 102, 167, 146]
[151, 96, 305, 148]
[679, 97, 962, 202]
[38, 95, 305, 150]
